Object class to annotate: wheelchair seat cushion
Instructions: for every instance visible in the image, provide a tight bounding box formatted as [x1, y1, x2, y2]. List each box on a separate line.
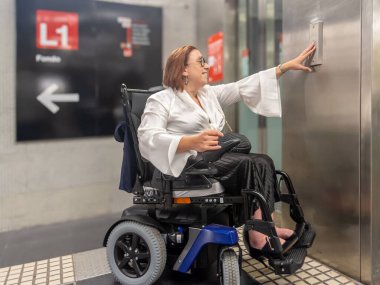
[149, 169, 225, 198]
[172, 179, 225, 198]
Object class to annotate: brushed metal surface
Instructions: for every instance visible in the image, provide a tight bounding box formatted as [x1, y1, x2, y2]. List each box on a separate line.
[360, 1, 372, 283]
[370, 1, 380, 283]
[282, 0, 361, 280]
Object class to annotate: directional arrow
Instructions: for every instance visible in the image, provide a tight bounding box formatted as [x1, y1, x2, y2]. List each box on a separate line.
[37, 83, 80, 114]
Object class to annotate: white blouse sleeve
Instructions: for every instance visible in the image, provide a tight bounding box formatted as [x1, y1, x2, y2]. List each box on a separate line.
[138, 96, 196, 177]
[207, 67, 282, 117]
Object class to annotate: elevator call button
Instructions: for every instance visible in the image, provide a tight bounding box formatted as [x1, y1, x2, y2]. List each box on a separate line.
[309, 21, 323, 66]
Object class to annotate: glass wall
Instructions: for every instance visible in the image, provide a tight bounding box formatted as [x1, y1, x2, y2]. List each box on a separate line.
[237, 0, 283, 168]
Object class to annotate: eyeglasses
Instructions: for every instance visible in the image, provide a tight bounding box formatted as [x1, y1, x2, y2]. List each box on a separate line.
[186, 56, 208, 67]
[196, 56, 207, 67]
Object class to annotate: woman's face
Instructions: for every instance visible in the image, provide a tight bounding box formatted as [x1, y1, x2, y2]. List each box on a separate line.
[184, 49, 209, 89]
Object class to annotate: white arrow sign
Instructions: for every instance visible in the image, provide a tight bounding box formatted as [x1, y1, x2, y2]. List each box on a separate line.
[37, 83, 80, 114]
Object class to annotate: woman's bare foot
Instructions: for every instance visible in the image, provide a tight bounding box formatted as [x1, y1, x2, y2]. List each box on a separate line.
[249, 209, 293, 248]
[248, 230, 285, 249]
[275, 227, 294, 240]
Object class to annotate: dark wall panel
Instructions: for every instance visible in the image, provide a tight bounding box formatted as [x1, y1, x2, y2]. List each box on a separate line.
[16, 0, 162, 141]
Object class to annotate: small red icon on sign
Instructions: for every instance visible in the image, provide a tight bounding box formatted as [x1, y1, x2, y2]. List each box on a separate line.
[36, 10, 79, 50]
[118, 17, 133, 57]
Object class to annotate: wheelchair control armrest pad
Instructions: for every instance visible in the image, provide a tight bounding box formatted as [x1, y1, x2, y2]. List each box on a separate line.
[184, 139, 240, 175]
[187, 138, 241, 171]
[153, 139, 242, 181]
[201, 138, 241, 163]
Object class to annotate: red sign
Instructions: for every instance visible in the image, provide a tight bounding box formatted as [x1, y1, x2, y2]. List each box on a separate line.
[117, 17, 133, 57]
[207, 32, 223, 83]
[36, 10, 79, 50]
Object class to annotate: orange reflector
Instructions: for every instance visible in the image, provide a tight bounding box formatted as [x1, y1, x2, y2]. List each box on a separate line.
[173, 197, 191, 204]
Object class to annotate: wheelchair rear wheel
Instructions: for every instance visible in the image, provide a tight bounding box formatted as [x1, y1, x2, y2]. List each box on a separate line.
[219, 249, 240, 285]
[106, 221, 166, 285]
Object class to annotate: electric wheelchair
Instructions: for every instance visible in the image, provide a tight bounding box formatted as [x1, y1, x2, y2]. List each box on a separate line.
[103, 84, 316, 285]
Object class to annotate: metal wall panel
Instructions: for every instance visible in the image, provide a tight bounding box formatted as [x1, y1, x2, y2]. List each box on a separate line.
[282, 0, 361, 279]
[370, 1, 380, 283]
[360, 1, 372, 283]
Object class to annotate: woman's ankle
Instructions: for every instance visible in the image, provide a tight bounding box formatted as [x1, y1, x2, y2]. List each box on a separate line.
[248, 230, 286, 248]
[275, 227, 294, 239]
[248, 230, 266, 249]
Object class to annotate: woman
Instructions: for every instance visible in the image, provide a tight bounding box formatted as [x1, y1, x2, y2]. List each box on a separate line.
[138, 44, 315, 253]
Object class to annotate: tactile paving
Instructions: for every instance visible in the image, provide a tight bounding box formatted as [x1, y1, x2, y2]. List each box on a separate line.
[0, 230, 363, 285]
[72, 248, 111, 281]
[237, 228, 361, 285]
[0, 255, 74, 285]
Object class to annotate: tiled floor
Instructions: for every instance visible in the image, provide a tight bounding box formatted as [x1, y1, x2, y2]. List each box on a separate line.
[241, 255, 358, 285]
[0, 256, 74, 285]
[235, 229, 360, 285]
[0, 234, 362, 285]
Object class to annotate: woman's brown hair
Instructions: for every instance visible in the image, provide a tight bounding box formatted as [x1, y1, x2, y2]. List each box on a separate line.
[163, 45, 197, 91]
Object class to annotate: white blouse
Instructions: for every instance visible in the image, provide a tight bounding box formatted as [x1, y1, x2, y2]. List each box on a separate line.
[137, 67, 281, 177]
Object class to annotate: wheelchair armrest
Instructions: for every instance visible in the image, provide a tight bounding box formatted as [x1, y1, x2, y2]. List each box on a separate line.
[161, 139, 240, 181]
[183, 165, 218, 175]
[161, 166, 217, 181]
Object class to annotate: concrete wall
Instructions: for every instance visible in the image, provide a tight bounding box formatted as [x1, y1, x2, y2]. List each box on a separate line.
[0, 0, 198, 233]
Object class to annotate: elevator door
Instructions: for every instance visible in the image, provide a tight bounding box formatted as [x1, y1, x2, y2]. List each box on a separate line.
[282, 0, 361, 280]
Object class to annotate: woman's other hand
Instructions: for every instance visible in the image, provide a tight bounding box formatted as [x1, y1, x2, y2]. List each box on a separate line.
[177, 129, 224, 153]
[277, 43, 316, 77]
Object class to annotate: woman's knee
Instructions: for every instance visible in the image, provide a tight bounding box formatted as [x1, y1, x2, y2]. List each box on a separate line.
[249, 153, 275, 167]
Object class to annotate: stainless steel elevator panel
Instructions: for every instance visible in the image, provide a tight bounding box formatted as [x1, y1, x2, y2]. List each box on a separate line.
[282, 0, 361, 279]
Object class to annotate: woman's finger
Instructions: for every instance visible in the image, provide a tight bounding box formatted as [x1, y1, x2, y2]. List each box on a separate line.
[300, 42, 316, 56]
[206, 140, 219, 146]
[206, 135, 220, 141]
[302, 67, 313, 72]
[300, 46, 316, 61]
[299, 65, 313, 72]
[305, 42, 316, 51]
[204, 129, 224, 137]
[304, 46, 316, 57]
[206, 145, 222, 151]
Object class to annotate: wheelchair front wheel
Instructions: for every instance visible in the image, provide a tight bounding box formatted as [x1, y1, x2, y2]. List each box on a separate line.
[106, 221, 166, 285]
[219, 249, 240, 285]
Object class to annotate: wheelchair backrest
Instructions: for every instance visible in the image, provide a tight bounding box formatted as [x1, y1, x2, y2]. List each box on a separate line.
[120, 84, 162, 184]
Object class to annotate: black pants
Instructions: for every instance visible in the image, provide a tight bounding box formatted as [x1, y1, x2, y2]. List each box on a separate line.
[213, 152, 278, 216]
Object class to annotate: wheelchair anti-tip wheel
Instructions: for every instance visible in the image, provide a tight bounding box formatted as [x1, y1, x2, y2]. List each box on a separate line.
[219, 249, 240, 285]
[106, 221, 166, 285]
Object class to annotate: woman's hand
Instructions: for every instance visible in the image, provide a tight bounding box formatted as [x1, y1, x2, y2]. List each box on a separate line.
[277, 43, 316, 77]
[177, 129, 224, 153]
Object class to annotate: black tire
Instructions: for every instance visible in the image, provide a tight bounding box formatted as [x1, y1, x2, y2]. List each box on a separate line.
[219, 249, 240, 285]
[106, 221, 166, 285]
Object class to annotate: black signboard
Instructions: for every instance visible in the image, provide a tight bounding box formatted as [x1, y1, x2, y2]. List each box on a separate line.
[16, 0, 162, 141]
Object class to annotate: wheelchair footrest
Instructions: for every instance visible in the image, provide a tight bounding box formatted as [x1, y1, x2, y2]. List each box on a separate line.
[269, 247, 307, 275]
[297, 223, 316, 248]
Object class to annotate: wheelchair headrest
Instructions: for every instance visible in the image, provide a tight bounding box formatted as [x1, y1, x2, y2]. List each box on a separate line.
[130, 92, 153, 121]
